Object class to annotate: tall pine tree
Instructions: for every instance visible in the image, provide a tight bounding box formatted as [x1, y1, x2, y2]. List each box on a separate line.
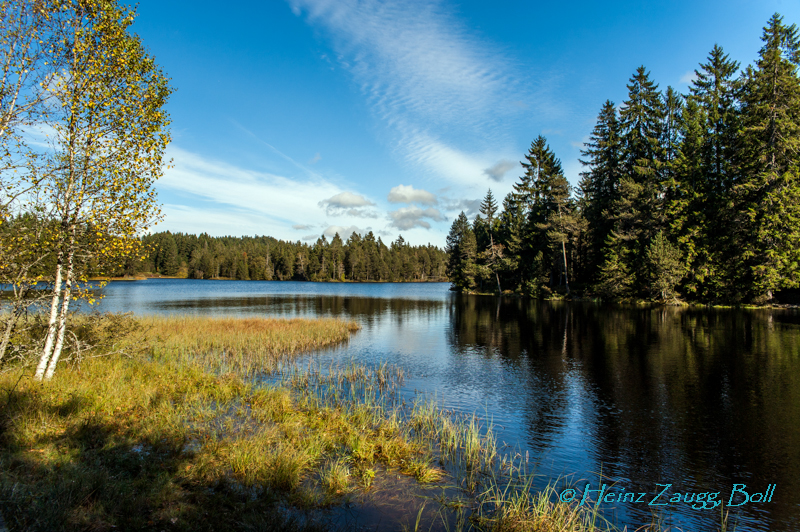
[579, 100, 623, 281]
[735, 14, 800, 302]
[690, 44, 741, 195]
[598, 67, 667, 294]
[479, 189, 503, 293]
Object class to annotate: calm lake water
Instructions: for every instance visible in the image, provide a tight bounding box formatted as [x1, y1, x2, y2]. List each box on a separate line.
[94, 278, 800, 531]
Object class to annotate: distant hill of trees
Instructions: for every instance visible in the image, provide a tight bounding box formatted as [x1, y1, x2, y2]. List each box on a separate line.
[446, 14, 800, 304]
[126, 231, 448, 282]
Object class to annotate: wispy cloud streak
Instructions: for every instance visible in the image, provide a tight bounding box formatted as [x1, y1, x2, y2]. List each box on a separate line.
[159, 146, 342, 234]
[288, 0, 520, 184]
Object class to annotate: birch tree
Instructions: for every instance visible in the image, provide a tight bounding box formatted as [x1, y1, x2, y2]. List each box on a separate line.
[34, 0, 171, 380]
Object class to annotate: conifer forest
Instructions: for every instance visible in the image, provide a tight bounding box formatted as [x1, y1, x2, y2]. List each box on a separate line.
[446, 14, 800, 304]
[140, 231, 448, 282]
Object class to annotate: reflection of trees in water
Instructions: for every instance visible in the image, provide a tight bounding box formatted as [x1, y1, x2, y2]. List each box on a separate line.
[447, 295, 579, 448]
[448, 295, 575, 360]
[448, 298, 800, 529]
[155, 295, 445, 323]
[574, 306, 800, 528]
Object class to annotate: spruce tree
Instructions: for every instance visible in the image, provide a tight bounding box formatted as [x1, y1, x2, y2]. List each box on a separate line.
[458, 228, 479, 292]
[666, 96, 713, 298]
[603, 66, 667, 295]
[479, 189, 503, 293]
[595, 232, 634, 299]
[516, 136, 571, 289]
[735, 13, 800, 301]
[645, 231, 684, 301]
[599, 176, 645, 294]
[690, 44, 741, 194]
[497, 192, 524, 291]
[579, 100, 623, 280]
[620, 66, 666, 182]
[518, 136, 570, 225]
[663, 87, 683, 174]
[160, 233, 179, 276]
[446, 212, 473, 291]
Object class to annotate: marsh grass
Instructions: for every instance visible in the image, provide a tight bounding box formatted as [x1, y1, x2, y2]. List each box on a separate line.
[0, 314, 363, 531]
[320, 458, 351, 495]
[0, 314, 452, 531]
[143, 315, 360, 375]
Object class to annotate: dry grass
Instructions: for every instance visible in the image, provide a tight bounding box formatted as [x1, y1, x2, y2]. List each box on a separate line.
[143, 315, 360, 374]
[0, 314, 439, 531]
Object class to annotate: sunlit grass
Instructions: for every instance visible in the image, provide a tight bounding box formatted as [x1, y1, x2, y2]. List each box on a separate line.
[0, 314, 446, 530]
[142, 315, 360, 374]
[320, 457, 351, 495]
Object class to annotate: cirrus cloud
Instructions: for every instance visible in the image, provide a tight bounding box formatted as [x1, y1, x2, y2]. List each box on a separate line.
[288, 0, 523, 187]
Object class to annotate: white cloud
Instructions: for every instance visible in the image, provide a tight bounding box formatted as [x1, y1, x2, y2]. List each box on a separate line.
[21, 123, 59, 149]
[320, 191, 374, 208]
[318, 191, 377, 217]
[399, 128, 496, 188]
[323, 225, 364, 240]
[387, 184, 437, 205]
[290, 0, 512, 128]
[293, 223, 315, 230]
[157, 204, 281, 237]
[309, 152, 322, 164]
[482, 160, 517, 182]
[387, 206, 445, 230]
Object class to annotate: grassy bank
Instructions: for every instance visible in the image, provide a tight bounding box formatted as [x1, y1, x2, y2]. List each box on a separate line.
[0, 314, 673, 532]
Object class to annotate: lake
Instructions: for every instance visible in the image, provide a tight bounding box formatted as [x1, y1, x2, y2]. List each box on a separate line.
[93, 278, 800, 531]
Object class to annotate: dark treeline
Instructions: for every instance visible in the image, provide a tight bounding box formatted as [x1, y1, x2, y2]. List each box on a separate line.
[133, 231, 448, 282]
[447, 14, 800, 304]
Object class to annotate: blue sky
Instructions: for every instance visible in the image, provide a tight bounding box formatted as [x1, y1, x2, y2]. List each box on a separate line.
[128, 0, 800, 246]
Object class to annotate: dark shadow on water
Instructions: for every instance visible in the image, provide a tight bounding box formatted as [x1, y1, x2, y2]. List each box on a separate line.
[446, 297, 800, 531]
[151, 295, 445, 323]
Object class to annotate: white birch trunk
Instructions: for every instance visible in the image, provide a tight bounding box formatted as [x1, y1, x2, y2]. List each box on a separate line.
[44, 248, 75, 380]
[0, 313, 16, 364]
[561, 237, 570, 294]
[35, 263, 62, 380]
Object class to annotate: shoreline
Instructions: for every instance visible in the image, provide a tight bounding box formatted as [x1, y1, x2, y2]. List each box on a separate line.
[94, 275, 450, 284]
[452, 289, 800, 309]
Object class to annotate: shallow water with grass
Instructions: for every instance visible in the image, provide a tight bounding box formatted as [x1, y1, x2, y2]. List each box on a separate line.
[77, 279, 800, 531]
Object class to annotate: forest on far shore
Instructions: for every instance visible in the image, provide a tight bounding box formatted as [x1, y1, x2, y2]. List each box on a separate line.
[133, 231, 448, 282]
[446, 14, 800, 305]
